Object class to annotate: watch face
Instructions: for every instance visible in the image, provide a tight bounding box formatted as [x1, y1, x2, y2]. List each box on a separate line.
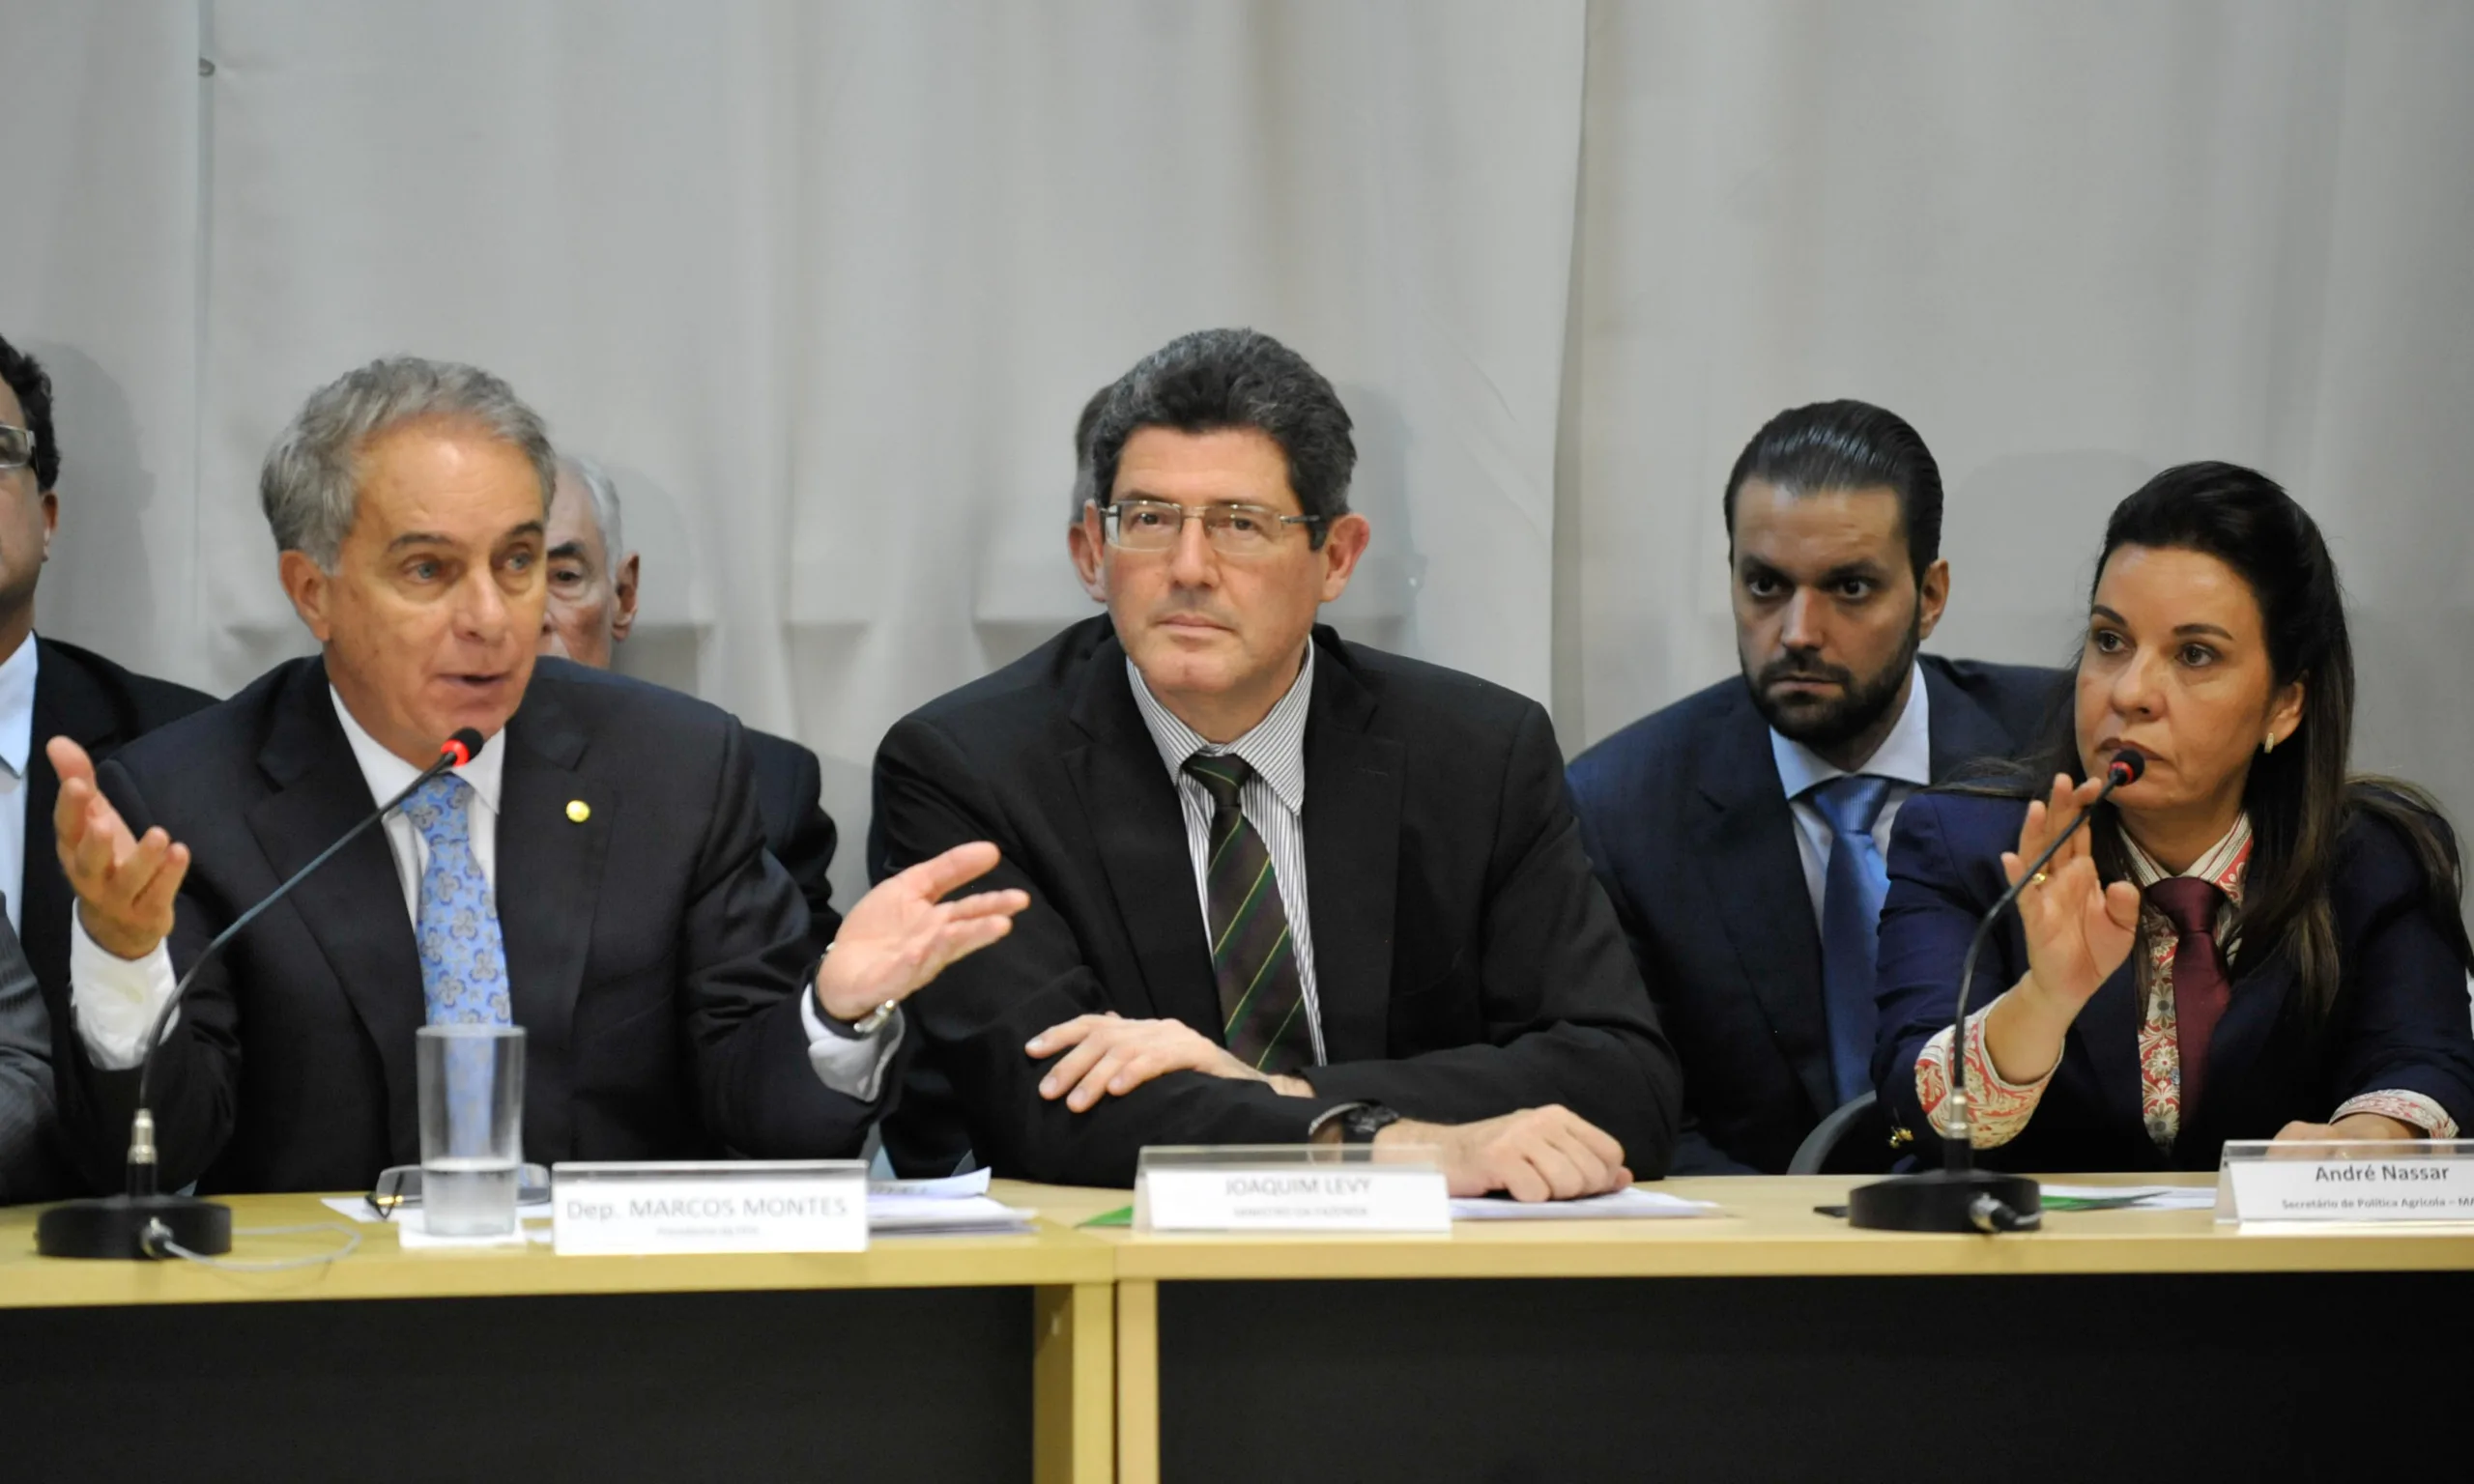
[1344, 1106, 1396, 1142]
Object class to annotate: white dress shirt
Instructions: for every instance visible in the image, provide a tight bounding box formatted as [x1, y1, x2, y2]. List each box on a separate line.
[1769, 664, 1934, 929]
[72, 687, 895, 1099]
[1127, 644, 1328, 1066]
[0, 634, 39, 937]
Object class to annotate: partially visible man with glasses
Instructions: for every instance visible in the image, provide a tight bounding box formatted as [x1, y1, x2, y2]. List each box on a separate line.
[0, 333, 213, 1204]
[870, 328, 1680, 1194]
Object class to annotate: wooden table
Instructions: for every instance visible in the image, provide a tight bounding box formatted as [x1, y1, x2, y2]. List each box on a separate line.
[9, 1177, 2471, 1481]
[0, 1189, 1116, 1483]
[1033, 1174, 2474, 1484]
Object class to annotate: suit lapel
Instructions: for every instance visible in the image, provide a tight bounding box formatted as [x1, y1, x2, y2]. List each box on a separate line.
[1063, 639, 1222, 1036]
[1295, 636, 1401, 1066]
[2178, 946, 2295, 1154]
[245, 665, 425, 1158]
[2069, 955, 2147, 1132]
[494, 684, 611, 1108]
[1923, 659, 2021, 784]
[1689, 692, 1834, 1119]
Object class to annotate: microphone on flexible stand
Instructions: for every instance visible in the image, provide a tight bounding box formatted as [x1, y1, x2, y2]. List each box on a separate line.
[1848, 749, 2146, 1234]
[38, 728, 489, 1260]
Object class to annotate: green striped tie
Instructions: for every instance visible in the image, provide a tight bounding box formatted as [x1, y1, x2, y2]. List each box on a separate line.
[1184, 755, 1309, 1074]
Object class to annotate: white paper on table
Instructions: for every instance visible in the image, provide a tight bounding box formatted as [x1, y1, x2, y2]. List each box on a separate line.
[868, 1192, 1035, 1235]
[321, 1195, 555, 1230]
[2039, 1184, 2218, 1211]
[1448, 1187, 1723, 1221]
[868, 1168, 992, 1199]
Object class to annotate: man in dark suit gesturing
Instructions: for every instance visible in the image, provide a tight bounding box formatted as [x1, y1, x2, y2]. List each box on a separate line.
[46, 357, 1024, 1194]
[536, 451, 842, 954]
[1568, 402, 2058, 1174]
[874, 328, 1679, 1194]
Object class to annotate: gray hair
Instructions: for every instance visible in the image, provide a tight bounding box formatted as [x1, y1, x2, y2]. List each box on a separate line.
[260, 356, 557, 569]
[1070, 380, 1113, 520]
[558, 452, 626, 562]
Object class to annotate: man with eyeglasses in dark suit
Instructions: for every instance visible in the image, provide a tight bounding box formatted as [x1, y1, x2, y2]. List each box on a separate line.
[872, 328, 1681, 1196]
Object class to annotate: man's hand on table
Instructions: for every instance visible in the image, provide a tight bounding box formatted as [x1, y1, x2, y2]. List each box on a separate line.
[1374, 1105, 1630, 1202]
[1027, 1013, 1315, 1110]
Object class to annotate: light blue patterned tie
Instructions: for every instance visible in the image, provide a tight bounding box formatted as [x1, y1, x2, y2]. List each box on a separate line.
[403, 773, 512, 1027]
[1808, 774, 1895, 1107]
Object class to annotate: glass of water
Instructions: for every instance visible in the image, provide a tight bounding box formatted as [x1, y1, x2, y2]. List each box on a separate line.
[416, 1024, 526, 1237]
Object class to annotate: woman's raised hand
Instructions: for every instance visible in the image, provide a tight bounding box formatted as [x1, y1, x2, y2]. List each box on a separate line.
[2003, 772, 2143, 1011]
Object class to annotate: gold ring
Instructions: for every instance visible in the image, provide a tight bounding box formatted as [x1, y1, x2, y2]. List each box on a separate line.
[2030, 870, 2050, 888]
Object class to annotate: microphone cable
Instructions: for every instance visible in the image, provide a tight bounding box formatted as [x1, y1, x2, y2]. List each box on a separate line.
[147, 1221, 364, 1271]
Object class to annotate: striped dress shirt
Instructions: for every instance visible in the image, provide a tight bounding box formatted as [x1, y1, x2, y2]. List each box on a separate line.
[1126, 646, 1327, 1066]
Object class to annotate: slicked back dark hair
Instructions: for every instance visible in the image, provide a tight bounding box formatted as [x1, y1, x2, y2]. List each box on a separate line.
[1723, 399, 1942, 582]
[1087, 328, 1355, 549]
[0, 332, 62, 492]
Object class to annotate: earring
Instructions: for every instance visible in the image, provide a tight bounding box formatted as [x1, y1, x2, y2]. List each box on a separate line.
[2263, 730, 2277, 755]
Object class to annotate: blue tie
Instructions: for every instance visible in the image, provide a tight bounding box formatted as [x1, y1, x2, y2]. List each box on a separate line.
[403, 773, 512, 1027]
[1808, 774, 1894, 1106]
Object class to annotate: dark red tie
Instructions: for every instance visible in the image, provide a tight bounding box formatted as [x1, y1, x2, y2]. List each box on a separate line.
[2145, 877, 2231, 1122]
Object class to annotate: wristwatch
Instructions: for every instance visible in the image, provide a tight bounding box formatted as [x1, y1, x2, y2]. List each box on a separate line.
[820, 997, 898, 1040]
[1335, 1103, 1401, 1145]
[812, 947, 898, 1040]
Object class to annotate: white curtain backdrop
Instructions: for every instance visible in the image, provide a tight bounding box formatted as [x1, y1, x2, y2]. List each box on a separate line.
[5, 1, 2469, 911]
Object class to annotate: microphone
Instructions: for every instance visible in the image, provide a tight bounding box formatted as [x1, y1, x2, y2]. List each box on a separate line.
[39, 728, 490, 1260]
[1849, 749, 2144, 1234]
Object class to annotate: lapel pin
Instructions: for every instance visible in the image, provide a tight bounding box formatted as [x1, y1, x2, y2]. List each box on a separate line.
[565, 799, 591, 824]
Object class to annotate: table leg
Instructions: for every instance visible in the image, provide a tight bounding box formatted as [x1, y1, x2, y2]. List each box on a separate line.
[1115, 1278, 1160, 1484]
[1034, 1281, 1114, 1484]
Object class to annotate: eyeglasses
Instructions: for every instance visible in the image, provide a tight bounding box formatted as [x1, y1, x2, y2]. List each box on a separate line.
[0, 423, 32, 473]
[1100, 498, 1325, 556]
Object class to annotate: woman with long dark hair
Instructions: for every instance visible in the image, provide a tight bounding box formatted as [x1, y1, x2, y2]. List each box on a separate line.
[1872, 462, 2474, 1169]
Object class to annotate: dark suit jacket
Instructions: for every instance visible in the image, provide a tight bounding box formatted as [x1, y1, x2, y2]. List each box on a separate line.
[15, 637, 214, 1199]
[0, 916, 53, 1205]
[871, 616, 1680, 1188]
[1875, 790, 2474, 1171]
[55, 656, 877, 1195]
[1566, 656, 2061, 1174]
[745, 728, 842, 955]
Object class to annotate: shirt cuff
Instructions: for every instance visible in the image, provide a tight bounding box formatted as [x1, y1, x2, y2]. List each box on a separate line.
[1915, 997, 2057, 1149]
[2332, 1090, 2459, 1139]
[798, 986, 902, 1103]
[69, 913, 179, 1071]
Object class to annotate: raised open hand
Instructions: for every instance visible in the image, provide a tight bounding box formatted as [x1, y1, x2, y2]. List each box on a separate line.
[2003, 772, 2142, 1009]
[813, 841, 1030, 1021]
[48, 735, 190, 961]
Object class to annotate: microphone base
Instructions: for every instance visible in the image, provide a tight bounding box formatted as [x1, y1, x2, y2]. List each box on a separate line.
[36, 1193, 233, 1260]
[1847, 1168, 2042, 1234]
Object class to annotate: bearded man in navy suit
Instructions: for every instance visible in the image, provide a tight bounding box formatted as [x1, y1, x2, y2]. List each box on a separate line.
[1568, 401, 2060, 1174]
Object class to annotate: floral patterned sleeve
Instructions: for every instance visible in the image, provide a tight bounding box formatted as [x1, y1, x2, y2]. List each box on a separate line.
[1915, 995, 2062, 1147]
[2331, 1091, 2459, 1138]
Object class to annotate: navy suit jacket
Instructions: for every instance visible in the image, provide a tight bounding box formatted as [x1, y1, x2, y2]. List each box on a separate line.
[1567, 656, 2061, 1173]
[1875, 790, 2474, 1172]
[55, 656, 878, 1195]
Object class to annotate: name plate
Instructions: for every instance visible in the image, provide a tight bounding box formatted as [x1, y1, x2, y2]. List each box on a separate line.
[1135, 1145, 1450, 1233]
[552, 1160, 867, 1255]
[2217, 1140, 2474, 1224]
